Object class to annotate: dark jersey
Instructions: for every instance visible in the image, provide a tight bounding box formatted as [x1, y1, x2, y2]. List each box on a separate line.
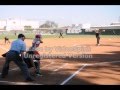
[96, 33, 100, 38]
[5, 37, 9, 40]
[60, 32, 63, 36]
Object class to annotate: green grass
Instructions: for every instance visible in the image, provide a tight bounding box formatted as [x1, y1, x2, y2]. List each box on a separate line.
[0, 34, 17, 39]
[0, 33, 120, 40]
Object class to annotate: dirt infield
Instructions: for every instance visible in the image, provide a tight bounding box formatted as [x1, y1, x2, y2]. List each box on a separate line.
[0, 36, 120, 85]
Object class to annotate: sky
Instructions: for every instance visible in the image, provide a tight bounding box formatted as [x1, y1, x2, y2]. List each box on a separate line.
[0, 5, 120, 26]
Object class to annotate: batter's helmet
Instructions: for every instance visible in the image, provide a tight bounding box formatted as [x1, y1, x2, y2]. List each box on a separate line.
[35, 34, 41, 38]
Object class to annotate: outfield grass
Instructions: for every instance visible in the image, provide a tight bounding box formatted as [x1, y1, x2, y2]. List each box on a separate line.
[0, 33, 120, 40]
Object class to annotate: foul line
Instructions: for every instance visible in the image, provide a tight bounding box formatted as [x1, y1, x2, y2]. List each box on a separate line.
[1, 59, 120, 85]
[60, 60, 120, 85]
[53, 63, 68, 72]
[60, 64, 87, 85]
[41, 61, 54, 69]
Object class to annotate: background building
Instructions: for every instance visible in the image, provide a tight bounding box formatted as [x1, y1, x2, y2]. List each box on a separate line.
[0, 18, 40, 31]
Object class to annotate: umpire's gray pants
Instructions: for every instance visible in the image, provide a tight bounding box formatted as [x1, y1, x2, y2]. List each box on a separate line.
[1, 51, 32, 79]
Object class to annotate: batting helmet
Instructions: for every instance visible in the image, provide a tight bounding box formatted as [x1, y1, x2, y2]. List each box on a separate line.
[35, 34, 41, 38]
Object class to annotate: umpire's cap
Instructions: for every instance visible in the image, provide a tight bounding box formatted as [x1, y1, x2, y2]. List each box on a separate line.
[18, 34, 25, 38]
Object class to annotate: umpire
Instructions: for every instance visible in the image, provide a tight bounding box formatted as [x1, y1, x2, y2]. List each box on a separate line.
[1, 34, 34, 81]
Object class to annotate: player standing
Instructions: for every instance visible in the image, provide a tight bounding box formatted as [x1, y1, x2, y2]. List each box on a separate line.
[28, 34, 43, 76]
[94, 29, 101, 46]
[4, 36, 10, 44]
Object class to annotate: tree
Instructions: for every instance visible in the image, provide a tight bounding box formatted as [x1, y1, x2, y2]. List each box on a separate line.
[39, 21, 58, 28]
